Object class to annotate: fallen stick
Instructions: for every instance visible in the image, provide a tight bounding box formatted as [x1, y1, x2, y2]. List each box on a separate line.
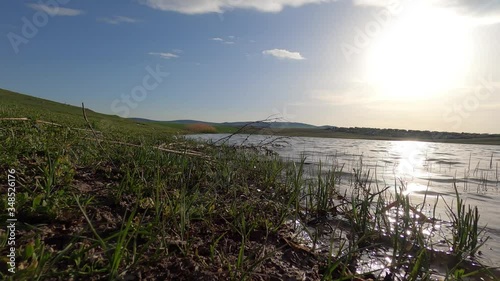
[0, 117, 99, 133]
[0, 117, 30, 121]
[2, 115, 210, 160]
[36, 120, 62, 127]
[89, 138, 212, 160]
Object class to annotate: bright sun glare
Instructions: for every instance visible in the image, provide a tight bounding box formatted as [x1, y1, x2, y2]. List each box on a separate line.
[366, 3, 474, 100]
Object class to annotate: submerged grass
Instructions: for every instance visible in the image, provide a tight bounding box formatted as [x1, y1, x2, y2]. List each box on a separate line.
[444, 183, 489, 262]
[0, 91, 498, 280]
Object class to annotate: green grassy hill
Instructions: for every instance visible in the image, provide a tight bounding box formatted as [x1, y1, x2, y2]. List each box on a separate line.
[0, 88, 184, 136]
[0, 88, 240, 136]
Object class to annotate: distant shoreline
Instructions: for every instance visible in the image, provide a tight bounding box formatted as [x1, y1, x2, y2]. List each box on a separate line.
[197, 128, 500, 146]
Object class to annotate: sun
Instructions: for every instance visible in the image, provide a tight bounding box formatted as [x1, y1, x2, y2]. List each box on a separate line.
[365, 3, 474, 101]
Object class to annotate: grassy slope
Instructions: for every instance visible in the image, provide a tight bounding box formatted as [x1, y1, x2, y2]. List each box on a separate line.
[0, 88, 184, 137]
[0, 88, 236, 136]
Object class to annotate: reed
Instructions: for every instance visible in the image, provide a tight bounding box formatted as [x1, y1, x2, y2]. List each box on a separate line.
[444, 183, 489, 262]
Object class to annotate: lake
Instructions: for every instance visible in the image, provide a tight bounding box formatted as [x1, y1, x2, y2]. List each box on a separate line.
[188, 134, 500, 269]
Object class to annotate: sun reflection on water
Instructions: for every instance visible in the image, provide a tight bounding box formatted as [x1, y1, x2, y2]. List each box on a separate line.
[402, 182, 429, 196]
[388, 141, 429, 178]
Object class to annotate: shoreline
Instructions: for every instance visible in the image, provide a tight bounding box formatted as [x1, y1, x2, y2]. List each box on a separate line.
[189, 129, 500, 146]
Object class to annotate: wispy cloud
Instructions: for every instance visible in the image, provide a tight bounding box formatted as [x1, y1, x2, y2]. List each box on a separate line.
[149, 52, 179, 59]
[353, 0, 500, 26]
[97, 16, 138, 25]
[262, 49, 305, 60]
[211, 36, 235, 45]
[27, 3, 84, 16]
[139, 0, 500, 26]
[446, 0, 500, 26]
[352, 0, 396, 7]
[140, 0, 337, 14]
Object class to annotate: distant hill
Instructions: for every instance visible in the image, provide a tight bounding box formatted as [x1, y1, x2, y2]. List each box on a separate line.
[131, 118, 209, 124]
[222, 121, 317, 129]
[132, 118, 318, 129]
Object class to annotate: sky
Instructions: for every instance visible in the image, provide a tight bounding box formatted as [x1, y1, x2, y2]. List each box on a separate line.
[1, 0, 500, 133]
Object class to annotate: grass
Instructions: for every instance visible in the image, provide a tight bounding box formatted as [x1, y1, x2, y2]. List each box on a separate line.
[0, 89, 498, 280]
[444, 184, 489, 262]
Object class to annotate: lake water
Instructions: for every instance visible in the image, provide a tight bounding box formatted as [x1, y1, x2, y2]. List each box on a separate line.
[188, 134, 500, 268]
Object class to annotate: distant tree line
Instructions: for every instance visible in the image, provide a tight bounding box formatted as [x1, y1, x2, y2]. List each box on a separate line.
[324, 126, 500, 140]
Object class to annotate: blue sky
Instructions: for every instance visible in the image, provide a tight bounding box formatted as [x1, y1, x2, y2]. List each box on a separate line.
[1, 0, 500, 133]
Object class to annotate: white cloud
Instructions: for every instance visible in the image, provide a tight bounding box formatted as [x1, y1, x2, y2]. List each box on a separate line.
[427, 0, 500, 26]
[262, 49, 305, 60]
[98, 16, 138, 25]
[140, 0, 337, 14]
[139, 0, 500, 25]
[27, 4, 84, 16]
[211, 37, 236, 45]
[352, 0, 397, 7]
[149, 52, 179, 59]
[460, 8, 500, 26]
[353, 0, 500, 26]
